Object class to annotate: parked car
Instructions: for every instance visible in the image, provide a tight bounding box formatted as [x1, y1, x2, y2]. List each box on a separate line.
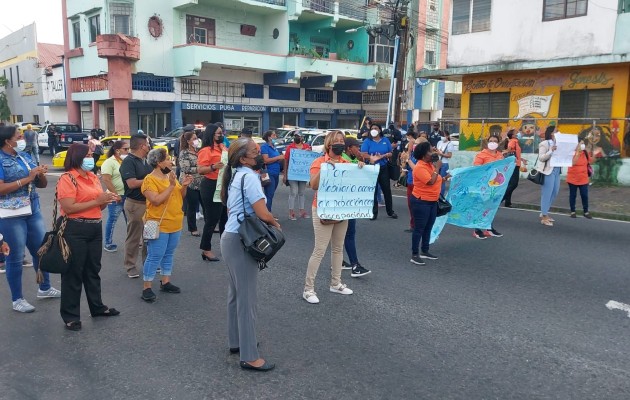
[37, 123, 85, 152]
[152, 127, 187, 154]
[449, 133, 460, 151]
[15, 122, 42, 133]
[276, 130, 325, 155]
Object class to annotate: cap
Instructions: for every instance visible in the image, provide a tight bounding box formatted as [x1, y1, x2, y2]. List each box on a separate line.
[344, 137, 360, 148]
[183, 124, 195, 132]
[138, 129, 145, 135]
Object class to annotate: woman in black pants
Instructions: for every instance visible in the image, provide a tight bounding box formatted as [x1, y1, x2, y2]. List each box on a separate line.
[360, 124, 397, 220]
[197, 124, 227, 262]
[178, 130, 203, 236]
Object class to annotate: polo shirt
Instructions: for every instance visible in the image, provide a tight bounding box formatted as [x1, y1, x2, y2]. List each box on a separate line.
[360, 137, 391, 166]
[310, 154, 348, 207]
[120, 153, 152, 201]
[224, 167, 266, 234]
[57, 169, 103, 219]
[260, 142, 282, 175]
[412, 160, 441, 201]
[473, 149, 504, 166]
[197, 144, 226, 180]
[100, 156, 125, 195]
[141, 173, 184, 233]
[566, 151, 590, 186]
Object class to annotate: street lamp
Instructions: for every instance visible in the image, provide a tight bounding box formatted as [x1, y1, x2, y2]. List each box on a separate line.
[345, 26, 367, 33]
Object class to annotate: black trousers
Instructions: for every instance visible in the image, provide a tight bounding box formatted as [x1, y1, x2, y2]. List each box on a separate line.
[60, 220, 107, 323]
[199, 177, 225, 251]
[373, 165, 394, 216]
[503, 167, 520, 206]
[185, 188, 202, 232]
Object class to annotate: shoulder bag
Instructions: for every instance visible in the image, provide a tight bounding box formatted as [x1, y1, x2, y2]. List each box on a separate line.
[237, 173, 285, 269]
[37, 173, 78, 279]
[0, 155, 34, 219]
[436, 194, 452, 217]
[143, 196, 169, 240]
[527, 153, 546, 185]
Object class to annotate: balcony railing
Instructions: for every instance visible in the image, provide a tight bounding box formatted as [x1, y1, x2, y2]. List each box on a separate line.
[362, 91, 389, 104]
[303, 0, 334, 14]
[71, 76, 108, 93]
[132, 74, 173, 92]
[339, 1, 367, 20]
[180, 78, 249, 103]
[254, 0, 286, 5]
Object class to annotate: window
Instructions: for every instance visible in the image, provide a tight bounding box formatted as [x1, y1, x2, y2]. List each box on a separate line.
[425, 51, 435, 66]
[186, 15, 215, 45]
[469, 92, 510, 119]
[16, 66, 19, 87]
[543, 0, 587, 20]
[369, 35, 395, 64]
[424, 31, 438, 68]
[558, 89, 612, 121]
[9, 67, 13, 87]
[452, 0, 491, 34]
[33, 115, 40, 124]
[110, 2, 133, 36]
[89, 15, 101, 42]
[620, 0, 629, 13]
[72, 21, 81, 48]
[16, 115, 23, 123]
[310, 36, 330, 57]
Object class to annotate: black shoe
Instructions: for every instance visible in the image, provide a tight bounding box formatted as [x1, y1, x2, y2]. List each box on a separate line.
[202, 253, 220, 262]
[503, 203, 512, 208]
[388, 212, 398, 219]
[65, 321, 82, 331]
[473, 229, 487, 240]
[404, 228, 413, 233]
[160, 281, 181, 293]
[341, 260, 352, 270]
[420, 252, 438, 260]
[351, 265, 372, 277]
[142, 288, 157, 302]
[370, 214, 378, 221]
[487, 228, 503, 238]
[240, 361, 275, 372]
[410, 255, 425, 265]
[230, 342, 260, 354]
[91, 308, 120, 317]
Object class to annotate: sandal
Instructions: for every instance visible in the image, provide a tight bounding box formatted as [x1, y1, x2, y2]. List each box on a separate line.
[91, 308, 120, 317]
[541, 219, 554, 226]
[65, 321, 82, 331]
[190, 231, 200, 237]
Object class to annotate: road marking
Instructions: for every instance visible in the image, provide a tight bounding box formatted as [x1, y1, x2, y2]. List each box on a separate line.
[606, 301, 630, 317]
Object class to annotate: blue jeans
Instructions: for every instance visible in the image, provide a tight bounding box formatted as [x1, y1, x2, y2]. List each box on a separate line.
[264, 173, 280, 212]
[143, 230, 182, 281]
[439, 163, 449, 194]
[568, 183, 589, 213]
[410, 197, 437, 255]
[344, 219, 359, 265]
[104, 196, 126, 246]
[376, 184, 384, 204]
[0, 197, 51, 301]
[540, 167, 561, 216]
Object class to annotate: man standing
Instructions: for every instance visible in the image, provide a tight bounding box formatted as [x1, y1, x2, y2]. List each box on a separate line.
[23, 124, 39, 164]
[47, 124, 58, 155]
[428, 122, 443, 148]
[120, 134, 153, 278]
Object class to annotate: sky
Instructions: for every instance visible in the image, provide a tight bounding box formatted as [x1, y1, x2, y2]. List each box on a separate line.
[2, 0, 63, 44]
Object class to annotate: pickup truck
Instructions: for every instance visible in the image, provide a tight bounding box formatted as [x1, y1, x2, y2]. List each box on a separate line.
[38, 123, 88, 152]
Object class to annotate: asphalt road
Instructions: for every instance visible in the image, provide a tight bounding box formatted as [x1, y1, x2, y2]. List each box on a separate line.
[1, 155, 630, 400]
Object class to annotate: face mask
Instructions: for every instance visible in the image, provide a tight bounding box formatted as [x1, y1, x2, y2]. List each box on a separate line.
[271, 138, 277, 145]
[370, 130, 379, 138]
[120, 154, 128, 160]
[215, 135, 224, 144]
[441, 137, 448, 142]
[516, 133, 522, 140]
[430, 153, 439, 163]
[251, 155, 265, 171]
[580, 143, 586, 151]
[487, 142, 499, 151]
[331, 143, 345, 156]
[14, 139, 26, 152]
[193, 139, 201, 148]
[161, 167, 172, 175]
[81, 158, 95, 171]
[294, 137, 302, 144]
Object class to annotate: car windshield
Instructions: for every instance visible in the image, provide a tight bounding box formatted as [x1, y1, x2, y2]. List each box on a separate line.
[163, 128, 183, 138]
[58, 125, 82, 132]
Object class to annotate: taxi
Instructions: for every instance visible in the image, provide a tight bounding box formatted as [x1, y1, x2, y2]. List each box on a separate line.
[51, 136, 168, 168]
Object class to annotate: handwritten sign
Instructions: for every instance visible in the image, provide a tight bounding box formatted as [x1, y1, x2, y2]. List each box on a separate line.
[213, 150, 229, 202]
[287, 149, 321, 182]
[550, 132, 578, 168]
[317, 163, 379, 220]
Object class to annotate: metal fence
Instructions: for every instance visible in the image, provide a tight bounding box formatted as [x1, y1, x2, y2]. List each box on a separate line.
[180, 78, 248, 104]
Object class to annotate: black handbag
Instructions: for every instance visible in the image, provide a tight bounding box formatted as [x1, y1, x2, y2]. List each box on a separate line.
[527, 154, 546, 185]
[436, 195, 452, 217]
[397, 173, 408, 187]
[387, 161, 401, 181]
[237, 174, 285, 269]
[36, 173, 77, 282]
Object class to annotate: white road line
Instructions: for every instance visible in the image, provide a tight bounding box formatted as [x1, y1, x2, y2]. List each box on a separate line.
[606, 301, 630, 317]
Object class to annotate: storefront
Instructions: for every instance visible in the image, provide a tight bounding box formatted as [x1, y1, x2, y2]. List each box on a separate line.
[337, 109, 363, 129]
[269, 107, 303, 128]
[181, 102, 266, 135]
[305, 108, 334, 129]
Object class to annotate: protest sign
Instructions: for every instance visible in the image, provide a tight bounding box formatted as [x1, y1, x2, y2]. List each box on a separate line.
[287, 150, 321, 182]
[317, 163, 379, 220]
[550, 132, 578, 167]
[430, 157, 515, 243]
[213, 150, 229, 202]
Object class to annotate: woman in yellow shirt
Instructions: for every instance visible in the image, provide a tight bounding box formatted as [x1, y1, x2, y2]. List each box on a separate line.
[140, 148, 192, 302]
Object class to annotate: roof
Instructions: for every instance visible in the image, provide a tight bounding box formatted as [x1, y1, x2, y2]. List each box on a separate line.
[37, 43, 64, 72]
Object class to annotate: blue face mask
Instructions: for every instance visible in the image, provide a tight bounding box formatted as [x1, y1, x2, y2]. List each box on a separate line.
[81, 158, 95, 171]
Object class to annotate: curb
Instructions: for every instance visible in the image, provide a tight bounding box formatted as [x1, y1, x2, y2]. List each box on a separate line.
[509, 202, 630, 222]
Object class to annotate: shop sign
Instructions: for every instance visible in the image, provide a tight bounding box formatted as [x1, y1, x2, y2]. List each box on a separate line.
[270, 107, 304, 113]
[306, 108, 335, 114]
[181, 102, 267, 112]
[337, 109, 361, 115]
[21, 82, 38, 97]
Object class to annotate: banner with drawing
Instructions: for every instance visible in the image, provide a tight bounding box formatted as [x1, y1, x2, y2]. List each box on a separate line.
[513, 95, 553, 120]
[430, 157, 515, 243]
[317, 163, 379, 220]
[287, 149, 321, 182]
[213, 150, 229, 203]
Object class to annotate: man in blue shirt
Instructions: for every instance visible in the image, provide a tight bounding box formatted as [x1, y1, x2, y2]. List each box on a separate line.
[360, 124, 398, 220]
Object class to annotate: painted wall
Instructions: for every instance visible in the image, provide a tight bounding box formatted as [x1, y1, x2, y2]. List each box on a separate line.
[447, 0, 619, 67]
[613, 13, 630, 54]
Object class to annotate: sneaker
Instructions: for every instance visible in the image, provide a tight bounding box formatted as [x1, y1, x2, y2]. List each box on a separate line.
[410, 255, 426, 265]
[141, 288, 157, 302]
[473, 229, 487, 240]
[351, 265, 371, 277]
[37, 287, 61, 298]
[160, 281, 181, 293]
[420, 252, 438, 260]
[570, 212, 577, 218]
[103, 244, 118, 252]
[302, 290, 320, 304]
[289, 212, 297, 221]
[127, 268, 140, 279]
[22, 259, 33, 267]
[330, 283, 353, 295]
[196, 212, 204, 220]
[12, 298, 35, 313]
[342, 260, 352, 270]
[487, 228, 503, 238]
[584, 212, 593, 219]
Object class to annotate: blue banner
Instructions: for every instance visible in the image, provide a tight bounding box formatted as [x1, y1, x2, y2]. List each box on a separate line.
[287, 149, 321, 182]
[317, 163, 379, 220]
[431, 157, 516, 243]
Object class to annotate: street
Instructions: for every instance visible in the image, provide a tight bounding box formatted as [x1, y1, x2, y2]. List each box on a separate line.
[1, 155, 630, 400]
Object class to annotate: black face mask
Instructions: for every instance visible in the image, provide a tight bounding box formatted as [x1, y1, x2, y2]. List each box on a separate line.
[331, 144, 345, 156]
[430, 153, 439, 163]
[294, 137, 302, 144]
[161, 167, 172, 174]
[215, 135, 224, 144]
[251, 155, 265, 171]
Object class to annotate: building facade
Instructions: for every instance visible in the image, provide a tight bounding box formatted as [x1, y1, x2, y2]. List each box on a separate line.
[63, 0, 398, 136]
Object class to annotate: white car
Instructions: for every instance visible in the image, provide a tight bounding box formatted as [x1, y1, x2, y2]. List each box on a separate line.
[449, 133, 460, 151]
[310, 132, 327, 154]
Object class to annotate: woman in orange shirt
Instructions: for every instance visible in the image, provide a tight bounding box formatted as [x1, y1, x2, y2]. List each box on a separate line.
[567, 141, 592, 219]
[472, 135, 504, 239]
[409, 141, 443, 265]
[197, 124, 228, 262]
[57, 144, 121, 331]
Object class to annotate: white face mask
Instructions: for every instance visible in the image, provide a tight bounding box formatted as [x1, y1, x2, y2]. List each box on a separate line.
[487, 142, 499, 151]
[370, 130, 379, 138]
[15, 139, 26, 152]
[120, 154, 128, 160]
[441, 137, 448, 142]
[193, 139, 201, 148]
[580, 143, 586, 151]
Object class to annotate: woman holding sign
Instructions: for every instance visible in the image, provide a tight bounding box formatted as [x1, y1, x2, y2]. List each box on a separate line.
[538, 126, 560, 227]
[283, 132, 312, 220]
[303, 131, 355, 304]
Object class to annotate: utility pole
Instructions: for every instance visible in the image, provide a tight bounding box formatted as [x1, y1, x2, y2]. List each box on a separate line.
[393, 17, 409, 126]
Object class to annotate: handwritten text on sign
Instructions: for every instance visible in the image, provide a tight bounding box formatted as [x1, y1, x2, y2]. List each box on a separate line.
[287, 149, 321, 182]
[317, 163, 379, 220]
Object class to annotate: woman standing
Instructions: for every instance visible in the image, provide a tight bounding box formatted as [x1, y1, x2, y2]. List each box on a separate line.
[567, 141, 592, 219]
[220, 138, 279, 371]
[502, 130, 527, 208]
[283, 132, 312, 220]
[197, 124, 227, 262]
[409, 142, 443, 265]
[178, 130, 203, 236]
[0, 126, 59, 313]
[101, 140, 129, 252]
[538, 126, 560, 226]
[435, 130, 454, 194]
[303, 131, 354, 305]
[57, 144, 120, 330]
[472, 135, 504, 239]
[360, 124, 397, 220]
[140, 148, 192, 302]
[260, 130, 284, 212]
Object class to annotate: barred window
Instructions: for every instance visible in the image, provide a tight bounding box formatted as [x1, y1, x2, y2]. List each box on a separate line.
[469, 92, 509, 119]
[110, 2, 133, 36]
[558, 89, 612, 121]
[543, 0, 588, 21]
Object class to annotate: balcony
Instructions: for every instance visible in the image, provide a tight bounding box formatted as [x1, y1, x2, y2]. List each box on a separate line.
[180, 78, 249, 103]
[174, 0, 286, 11]
[303, 0, 334, 14]
[338, 0, 367, 21]
[362, 91, 389, 104]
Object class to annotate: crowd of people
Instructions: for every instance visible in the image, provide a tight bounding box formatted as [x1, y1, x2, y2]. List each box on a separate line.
[0, 118, 599, 371]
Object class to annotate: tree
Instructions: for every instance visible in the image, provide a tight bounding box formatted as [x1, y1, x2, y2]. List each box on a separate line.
[0, 76, 10, 122]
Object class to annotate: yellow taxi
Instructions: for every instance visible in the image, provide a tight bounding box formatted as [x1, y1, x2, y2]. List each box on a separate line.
[51, 136, 168, 168]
